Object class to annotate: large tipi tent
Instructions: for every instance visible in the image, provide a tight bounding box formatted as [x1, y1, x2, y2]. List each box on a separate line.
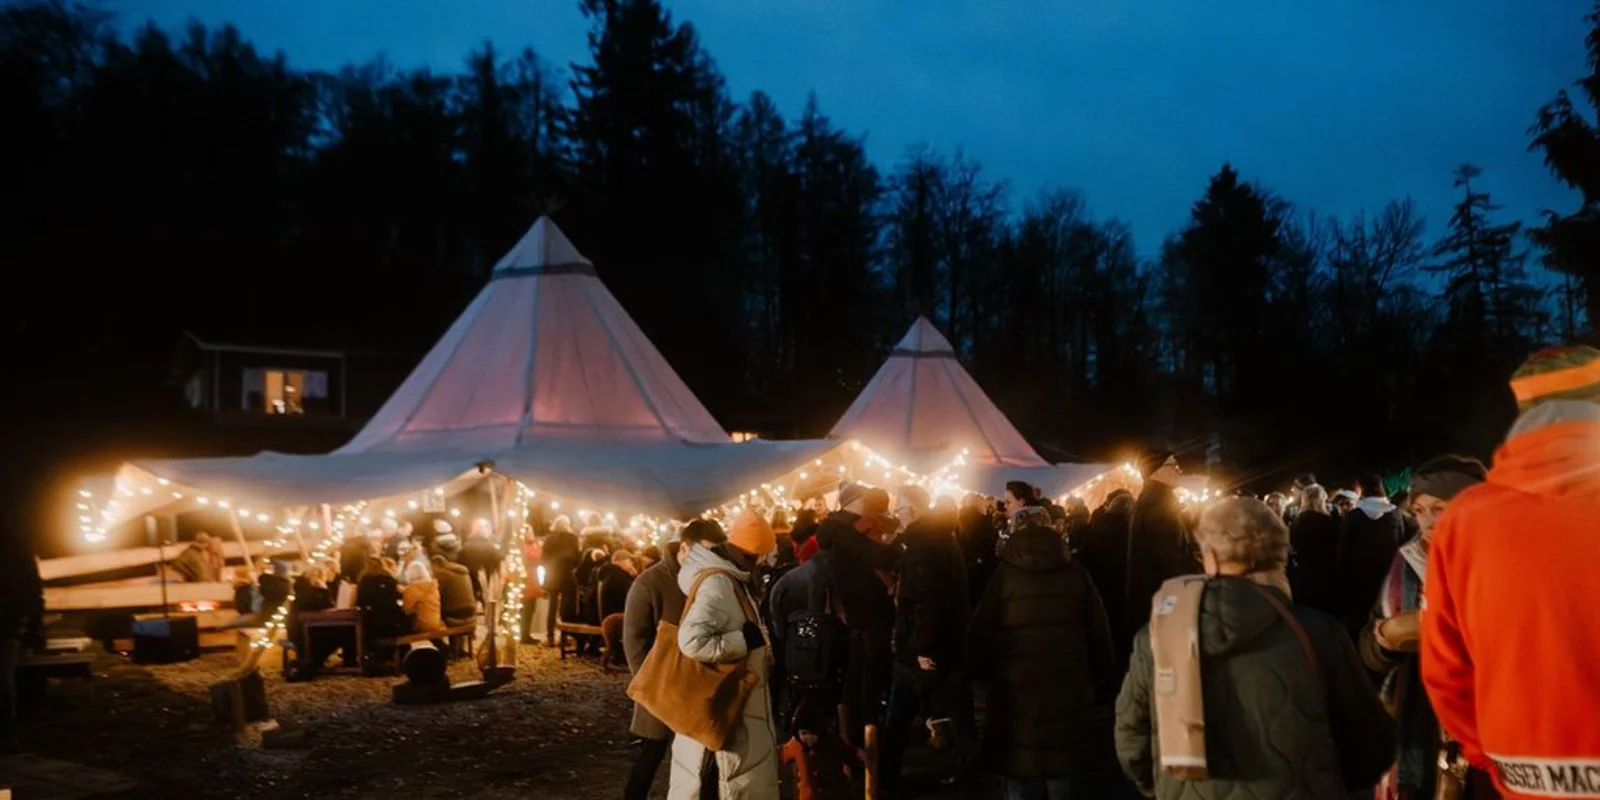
[830, 317, 1127, 498]
[103, 217, 841, 526]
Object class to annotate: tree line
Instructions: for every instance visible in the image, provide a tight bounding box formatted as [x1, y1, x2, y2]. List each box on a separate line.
[3, 0, 1598, 500]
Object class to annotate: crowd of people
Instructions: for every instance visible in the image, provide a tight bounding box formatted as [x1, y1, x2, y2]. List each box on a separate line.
[595, 346, 1600, 800]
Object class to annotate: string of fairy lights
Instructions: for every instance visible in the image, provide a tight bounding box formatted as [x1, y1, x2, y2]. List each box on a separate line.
[73, 440, 1146, 649]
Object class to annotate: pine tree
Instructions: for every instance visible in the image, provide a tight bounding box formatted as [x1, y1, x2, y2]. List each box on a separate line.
[1427, 164, 1542, 348]
[1529, 1, 1600, 338]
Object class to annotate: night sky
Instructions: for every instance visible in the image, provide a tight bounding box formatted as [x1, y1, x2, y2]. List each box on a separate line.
[116, 0, 1587, 254]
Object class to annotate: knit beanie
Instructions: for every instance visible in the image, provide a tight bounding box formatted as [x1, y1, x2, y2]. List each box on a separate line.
[1410, 455, 1488, 501]
[727, 509, 776, 557]
[1511, 345, 1600, 411]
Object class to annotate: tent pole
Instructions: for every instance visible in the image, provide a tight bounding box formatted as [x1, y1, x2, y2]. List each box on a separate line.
[228, 510, 257, 583]
[320, 503, 334, 547]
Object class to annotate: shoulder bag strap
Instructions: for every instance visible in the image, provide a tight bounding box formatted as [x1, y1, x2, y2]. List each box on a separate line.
[685, 568, 758, 625]
[1247, 582, 1325, 690]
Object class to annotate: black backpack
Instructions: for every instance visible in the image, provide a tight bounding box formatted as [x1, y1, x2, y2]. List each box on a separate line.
[784, 585, 847, 685]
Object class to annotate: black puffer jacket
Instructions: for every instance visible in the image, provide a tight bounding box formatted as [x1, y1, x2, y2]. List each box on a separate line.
[892, 511, 969, 668]
[967, 525, 1118, 779]
[1114, 577, 1394, 799]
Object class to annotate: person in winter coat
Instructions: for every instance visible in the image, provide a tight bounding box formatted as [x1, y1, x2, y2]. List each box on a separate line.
[458, 520, 504, 604]
[814, 484, 900, 749]
[881, 488, 972, 798]
[1124, 454, 1199, 653]
[357, 557, 410, 640]
[621, 524, 700, 800]
[1288, 484, 1342, 617]
[1077, 490, 1134, 672]
[541, 516, 581, 647]
[668, 527, 780, 800]
[1335, 474, 1406, 637]
[1116, 498, 1394, 800]
[599, 552, 640, 619]
[400, 560, 444, 633]
[969, 507, 1119, 800]
[1422, 347, 1600, 800]
[431, 555, 477, 627]
[1359, 455, 1491, 800]
[958, 494, 1001, 601]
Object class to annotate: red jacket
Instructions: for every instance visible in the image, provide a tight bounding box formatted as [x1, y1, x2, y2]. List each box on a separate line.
[1422, 418, 1600, 798]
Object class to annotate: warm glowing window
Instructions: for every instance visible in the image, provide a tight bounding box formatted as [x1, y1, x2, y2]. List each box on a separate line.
[730, 431, 759, 443]
[264, 369, 306, 415]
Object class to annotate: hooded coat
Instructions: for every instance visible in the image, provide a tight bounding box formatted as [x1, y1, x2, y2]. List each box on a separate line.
[1422, 403, 1600, 797]
[1115, 578, 1394, 799]
[813, 509, 899, 629]
[967, 526, 1118, 779]
[623, 544, 684, 741]
[667, 545, 779, 800]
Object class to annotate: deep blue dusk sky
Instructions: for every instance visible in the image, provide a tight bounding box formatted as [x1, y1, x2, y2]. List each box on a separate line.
[114, 0, 1587, 255]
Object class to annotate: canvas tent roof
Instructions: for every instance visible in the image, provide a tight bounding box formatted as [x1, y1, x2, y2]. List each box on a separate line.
[829, 317, 1117, 497]
[117, 217, 839, 521]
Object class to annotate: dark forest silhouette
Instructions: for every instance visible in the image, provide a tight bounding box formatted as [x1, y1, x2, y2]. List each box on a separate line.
[4, 0, 1600, 528]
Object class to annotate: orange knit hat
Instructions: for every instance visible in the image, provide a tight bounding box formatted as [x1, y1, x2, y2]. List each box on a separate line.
[727, 509, 777, 557]
[1511, 346, 1600, 410]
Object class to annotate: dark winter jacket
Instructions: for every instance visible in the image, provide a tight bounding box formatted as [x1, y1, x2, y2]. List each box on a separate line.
[338, 536, 371, 585]
[814, 509, 900, 630]
[892, 512, 969, 668]
[622, 546, 685, 740]
[1288, 510, 1341, 617]
[1079, 500, 1133, 668]
[957, 507, 1001, 601]
[597, 563, 635, 618]
[1114, 577, 1395, 799]
[1125, 480, 1198, 629]
[768, 551, 829, 650]
[968, 525, 1118, 779]
[1333, 499, 1405, 636]
[431, 556, 477, 623]
[541, 529, 581, 592]
[458, 534, 504, 601]
[357, 573, 409, 638]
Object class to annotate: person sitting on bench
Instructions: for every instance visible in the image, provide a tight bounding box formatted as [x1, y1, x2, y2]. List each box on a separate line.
[287, 565, 355, 682]
[401, 561, 444, 634]
[431, 554, 477, 628]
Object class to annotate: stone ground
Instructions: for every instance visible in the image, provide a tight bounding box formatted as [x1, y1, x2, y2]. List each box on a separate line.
[6, 644, 1023, 798]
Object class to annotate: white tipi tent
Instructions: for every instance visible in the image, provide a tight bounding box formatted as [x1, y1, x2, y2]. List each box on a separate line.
[114, 217, 839, 519]
[830, 317, 1120, 497]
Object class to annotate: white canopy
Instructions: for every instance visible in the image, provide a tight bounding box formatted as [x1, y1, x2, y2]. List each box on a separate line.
[119, 217, 841, 521]
[830, 317, 1125, 498]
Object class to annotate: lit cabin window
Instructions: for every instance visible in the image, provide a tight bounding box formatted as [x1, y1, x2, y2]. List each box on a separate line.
[265, 369, 306, 414]
[730, 431, 759, 443]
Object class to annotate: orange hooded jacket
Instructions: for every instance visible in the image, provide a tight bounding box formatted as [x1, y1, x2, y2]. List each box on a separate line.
[1422, 416, 1600, 798]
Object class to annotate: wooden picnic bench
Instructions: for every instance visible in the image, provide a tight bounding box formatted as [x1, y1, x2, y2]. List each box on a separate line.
[18, 640, 96, 707]
[364, 623, 477, 676]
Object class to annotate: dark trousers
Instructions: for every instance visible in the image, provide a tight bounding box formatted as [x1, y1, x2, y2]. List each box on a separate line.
[843, 621, 893, 747]
[624, 735, 671, 800]
[519, 595, 537, 643]
[545, 586, 567, 644]
[880, 663, 974, 798]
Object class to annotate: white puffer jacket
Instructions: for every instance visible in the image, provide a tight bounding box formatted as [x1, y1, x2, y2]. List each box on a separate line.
[666, 545, 778, 800]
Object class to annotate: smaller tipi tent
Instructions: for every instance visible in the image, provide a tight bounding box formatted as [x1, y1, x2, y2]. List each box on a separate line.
[830, 317, 1120, 497]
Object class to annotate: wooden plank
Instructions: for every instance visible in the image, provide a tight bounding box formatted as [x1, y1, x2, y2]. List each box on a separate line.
[38, 541, 297, 583]
[44, 581, 233, 611]
[135, 609, 237, 630]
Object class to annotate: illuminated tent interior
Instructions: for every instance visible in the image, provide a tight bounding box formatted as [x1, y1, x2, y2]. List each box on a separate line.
[829, 317, 1139, 501]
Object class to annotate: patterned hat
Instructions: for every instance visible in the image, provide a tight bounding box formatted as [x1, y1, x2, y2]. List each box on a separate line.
[1510, 346, 1600, 410]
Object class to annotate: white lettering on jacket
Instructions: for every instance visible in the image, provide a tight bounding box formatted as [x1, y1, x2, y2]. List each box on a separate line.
[1491, 755, 1600, 798]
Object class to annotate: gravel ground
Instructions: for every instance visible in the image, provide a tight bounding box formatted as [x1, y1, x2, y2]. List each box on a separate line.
[19, 643, 656, 799]
[14, 642, 1119, 798]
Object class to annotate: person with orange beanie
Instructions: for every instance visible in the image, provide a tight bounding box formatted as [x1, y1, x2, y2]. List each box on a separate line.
[1422, 346, 1600, 799]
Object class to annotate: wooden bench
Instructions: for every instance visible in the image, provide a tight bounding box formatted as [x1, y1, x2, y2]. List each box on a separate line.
[364, 624, 477, 676]
[550, 620, 601, 659]
[18, 645, 96, 708]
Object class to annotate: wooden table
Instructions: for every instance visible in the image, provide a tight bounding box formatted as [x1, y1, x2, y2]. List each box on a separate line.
[298, 608, 364, 670]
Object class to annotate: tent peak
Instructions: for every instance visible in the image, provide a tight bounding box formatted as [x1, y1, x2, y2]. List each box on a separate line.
[893, 317, 956, 355]
[492, 216, 593, 274]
